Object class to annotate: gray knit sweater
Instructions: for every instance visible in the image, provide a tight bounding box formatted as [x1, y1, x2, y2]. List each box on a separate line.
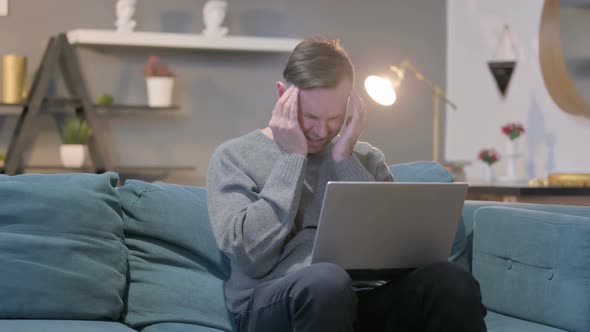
[207, 129, 394, 313]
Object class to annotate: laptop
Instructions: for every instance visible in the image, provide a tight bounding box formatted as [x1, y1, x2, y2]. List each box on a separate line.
[310, 181, 468, 279]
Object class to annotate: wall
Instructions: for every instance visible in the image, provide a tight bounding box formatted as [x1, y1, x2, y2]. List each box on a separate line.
[0, 0, 447, 185]
[446, 0, 590, 182]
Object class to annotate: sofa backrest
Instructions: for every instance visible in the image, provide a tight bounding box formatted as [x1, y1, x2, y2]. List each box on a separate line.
[0, 172, 127, 320]
[118, 180, 233, 331]
[389, 161, 454, 183]
[459, 200, 590, 272]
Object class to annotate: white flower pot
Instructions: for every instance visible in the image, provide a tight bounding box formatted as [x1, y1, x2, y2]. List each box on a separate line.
[60, 144, 86, 168]
[505, 140, 517, 157]
[483, 165, 495, 183]
[146, 77, 174, 107]
[499, 139, 527, 183]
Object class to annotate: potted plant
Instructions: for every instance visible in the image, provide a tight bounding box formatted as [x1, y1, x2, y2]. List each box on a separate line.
[0, 152, 5, 168]
[143, 55, 175, 107]
[97, 93, 114, 106]
[60, 118, 92, 168]
[478, 148, 500, 182]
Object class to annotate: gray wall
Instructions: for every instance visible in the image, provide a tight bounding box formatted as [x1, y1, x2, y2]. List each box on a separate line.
[0, 0, 446, 185]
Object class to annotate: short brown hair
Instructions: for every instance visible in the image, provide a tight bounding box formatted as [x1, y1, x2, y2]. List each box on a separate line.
[283, 36, 354, 89]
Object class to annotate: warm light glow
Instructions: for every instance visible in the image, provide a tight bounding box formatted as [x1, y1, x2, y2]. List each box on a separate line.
[364, 75, 396, 106]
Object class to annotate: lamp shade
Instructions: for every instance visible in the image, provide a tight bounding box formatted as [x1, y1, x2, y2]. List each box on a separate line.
[364, 75, 396, 106]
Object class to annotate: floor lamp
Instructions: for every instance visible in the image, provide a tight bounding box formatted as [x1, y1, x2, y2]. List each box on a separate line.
[364, 60, 457, 162]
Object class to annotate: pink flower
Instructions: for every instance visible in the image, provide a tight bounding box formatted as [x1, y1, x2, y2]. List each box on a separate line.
[143, 55, 175, 77]
[501, 122, 525, 140]
[478, 148, 500, 166]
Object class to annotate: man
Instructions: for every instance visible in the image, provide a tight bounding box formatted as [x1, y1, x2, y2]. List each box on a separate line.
[207, 37, 487, 332]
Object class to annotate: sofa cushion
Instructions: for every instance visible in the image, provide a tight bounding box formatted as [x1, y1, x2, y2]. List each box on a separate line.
[0, 320, 136, 332]
[473, 207, 590, 332]
[389, 161, 454, 183]
[142, 323, 227, 332]
[485, 311, 567, 332]
[118, 180, 232, 331]
[0, 172, 127, 320]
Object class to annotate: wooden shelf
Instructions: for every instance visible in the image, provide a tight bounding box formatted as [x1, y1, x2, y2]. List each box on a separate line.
[13, 165, 197, 185]
[67, 29, 301, 53]
[0, 98, 179, 116]
[0, 103, 21, 115]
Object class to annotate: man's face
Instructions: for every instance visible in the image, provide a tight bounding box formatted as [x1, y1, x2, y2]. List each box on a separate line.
[297, 80, 351, 154]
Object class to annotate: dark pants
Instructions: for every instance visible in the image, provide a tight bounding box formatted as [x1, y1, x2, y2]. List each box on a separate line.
[234, 262, 487, 332]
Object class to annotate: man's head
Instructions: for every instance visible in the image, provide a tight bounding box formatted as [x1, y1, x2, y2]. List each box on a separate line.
[276, 37, 355, 154]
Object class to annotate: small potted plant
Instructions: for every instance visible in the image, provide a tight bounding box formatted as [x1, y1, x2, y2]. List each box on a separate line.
[97, 93, 114, 106]
[60, 118, 92, 168]
[143, 55, 175, 107]
[478, 148, 500, 182]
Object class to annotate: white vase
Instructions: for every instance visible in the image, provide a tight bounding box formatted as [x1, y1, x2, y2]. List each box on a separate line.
[506, 140, 517, 156]
[60, 144, 86, 168]
[483, 165, 495, 183]
[146, 77, 174, 107]
[501, 140, 523, 182]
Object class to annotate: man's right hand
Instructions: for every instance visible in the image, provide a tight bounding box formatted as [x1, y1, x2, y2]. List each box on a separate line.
[269, 86, 308, 157]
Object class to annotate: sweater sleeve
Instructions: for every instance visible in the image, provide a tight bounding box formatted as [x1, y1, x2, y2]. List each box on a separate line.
[333, 142, 394, 182]
[207, 147, 307, 279]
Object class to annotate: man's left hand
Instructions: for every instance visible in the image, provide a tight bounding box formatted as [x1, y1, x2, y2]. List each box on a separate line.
[332, 90, 367, 162]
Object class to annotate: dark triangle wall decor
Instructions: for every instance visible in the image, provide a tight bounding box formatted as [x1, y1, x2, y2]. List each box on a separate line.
[488, 24, 519, 99]
[488, 61, 516, 97]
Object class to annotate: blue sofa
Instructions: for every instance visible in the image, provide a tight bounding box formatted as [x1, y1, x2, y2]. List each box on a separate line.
[0, 162, 588, 332]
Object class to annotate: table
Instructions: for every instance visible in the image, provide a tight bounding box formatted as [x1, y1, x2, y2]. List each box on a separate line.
[467, 182, 590, 206]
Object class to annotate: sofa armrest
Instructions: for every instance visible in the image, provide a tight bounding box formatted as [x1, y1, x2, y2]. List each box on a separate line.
[472, 206, 590, 332]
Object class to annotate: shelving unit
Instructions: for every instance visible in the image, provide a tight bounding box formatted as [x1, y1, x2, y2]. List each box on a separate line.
[67, 29, 301, 53]
[3, 30, 300, 180]
[2, 33, 115, 175]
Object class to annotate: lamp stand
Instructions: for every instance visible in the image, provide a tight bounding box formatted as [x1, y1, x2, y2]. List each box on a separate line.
[394, 61, 457, 163]
[433, 87, 441, 162]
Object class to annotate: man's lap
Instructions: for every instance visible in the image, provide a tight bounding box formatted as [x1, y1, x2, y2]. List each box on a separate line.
[234, 262, 485, 332]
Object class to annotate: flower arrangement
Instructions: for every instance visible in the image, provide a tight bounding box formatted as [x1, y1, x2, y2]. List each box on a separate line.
[143, 55, 175, 77]
[502, 122, 525, 140]
[478, 148, 500, 166]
